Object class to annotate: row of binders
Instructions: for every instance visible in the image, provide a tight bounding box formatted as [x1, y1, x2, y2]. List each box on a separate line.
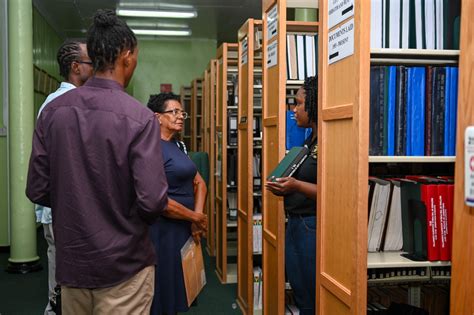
[370, 65, 458, 156]
[370, 0, 461, 49]
[286, 34, 318, 81]
[368, 175, 454, 261]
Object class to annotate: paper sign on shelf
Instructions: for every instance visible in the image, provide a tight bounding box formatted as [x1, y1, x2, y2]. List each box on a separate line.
[266, 40, 278, 69]
[328, 18, 354, 65]
[241, 37, 248, 65]
[266, 5, 278, 42]
[328, 0, 355, 29]
[465, 126, 474, 207]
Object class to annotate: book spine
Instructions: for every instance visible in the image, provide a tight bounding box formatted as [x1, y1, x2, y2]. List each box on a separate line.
[424, 66, 433, 156]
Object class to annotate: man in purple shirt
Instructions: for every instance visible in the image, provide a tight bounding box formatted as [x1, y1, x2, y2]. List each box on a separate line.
[26, 9, 168, 314]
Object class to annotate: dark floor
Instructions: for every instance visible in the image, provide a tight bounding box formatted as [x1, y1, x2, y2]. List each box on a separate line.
[0, 228, 241, 315]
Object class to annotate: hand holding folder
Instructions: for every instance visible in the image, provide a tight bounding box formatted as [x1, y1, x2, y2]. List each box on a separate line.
[265, 146, 309, 196]
[266, 146, 309, 182]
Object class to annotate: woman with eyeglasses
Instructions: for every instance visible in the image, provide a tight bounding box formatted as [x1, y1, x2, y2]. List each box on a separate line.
[265, 76, 318, 315]
[147, 92, 208, 315]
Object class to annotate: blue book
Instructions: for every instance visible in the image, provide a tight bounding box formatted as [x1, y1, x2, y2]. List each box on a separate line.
[449, 67, 459, 155]
[443, 67, 451, 156]
[409, 67, 426, 156]
[387, 66, 397, 155]
[406, 68, 413, 156]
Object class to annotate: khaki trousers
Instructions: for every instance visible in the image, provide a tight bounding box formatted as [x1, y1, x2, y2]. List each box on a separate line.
[62, 265, 155, 315]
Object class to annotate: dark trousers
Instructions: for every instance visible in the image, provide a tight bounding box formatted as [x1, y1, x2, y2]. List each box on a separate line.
[285, 214, 316, 315]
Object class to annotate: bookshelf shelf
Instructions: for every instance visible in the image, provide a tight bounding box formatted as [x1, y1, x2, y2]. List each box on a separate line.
[367, 252, 451, 269]
[227, 220, 237, 228]
[370, 49, 460, 65]
[286, 79, 304, 85]
[369, 156, 456, 163]
[370, 48, 460, 57]
[371, 58, 458, 65]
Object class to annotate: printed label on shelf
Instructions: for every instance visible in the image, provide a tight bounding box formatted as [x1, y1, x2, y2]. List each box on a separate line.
[328, 0, 355, 29]
[328, 18, 354, 65]
[465, 126, 474, 207]
[242, 37, 248, 65]
[266, 4, 278, 42]
[266, 40, 278, 69]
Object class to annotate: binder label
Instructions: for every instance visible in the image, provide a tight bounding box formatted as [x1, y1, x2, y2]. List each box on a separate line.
[328, 0, 354, 29]
[266, 5, 278, 42]
[328, 18, 354, 65]
[266, 40, 278, 69]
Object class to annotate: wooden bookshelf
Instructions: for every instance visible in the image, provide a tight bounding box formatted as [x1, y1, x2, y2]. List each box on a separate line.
[215, 42, 239, 284]
[261, 0, 318, 313]
[317, 0, 469, 314]
[203, 60, 218, 257]
[180, 85, 192, 150]
[451, 1, 474, 313]
[237, 18, 263, 315]
[315, 0, 369, 313]
[190, 78, 203, 152]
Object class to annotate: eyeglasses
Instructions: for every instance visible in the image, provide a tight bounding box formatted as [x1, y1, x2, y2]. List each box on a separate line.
[76, 60, 93, 65]
[161, 108, 189, 119]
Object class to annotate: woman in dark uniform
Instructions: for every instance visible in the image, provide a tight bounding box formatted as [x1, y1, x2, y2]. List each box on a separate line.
[265, 76, 318, 315]
[147, 93, 208, 315]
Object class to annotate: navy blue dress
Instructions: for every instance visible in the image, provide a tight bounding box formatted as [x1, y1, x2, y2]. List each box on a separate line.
[150, 140, 197, 314]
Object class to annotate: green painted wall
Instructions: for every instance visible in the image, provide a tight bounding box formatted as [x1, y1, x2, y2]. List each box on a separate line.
[132, 38, 217, 104]
[32, 7, 62, 114]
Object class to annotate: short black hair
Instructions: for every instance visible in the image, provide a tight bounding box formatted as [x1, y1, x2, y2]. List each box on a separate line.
[147, 93, 180, 113]
[86, 9, 137, 72]
[303, 76, 318, 123]
[57, 39, 85, 80]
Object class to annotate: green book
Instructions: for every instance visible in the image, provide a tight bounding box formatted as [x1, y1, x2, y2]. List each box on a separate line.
[266, 146, 309, 182]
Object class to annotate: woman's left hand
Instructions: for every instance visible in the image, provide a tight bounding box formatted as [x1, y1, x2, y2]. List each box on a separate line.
[264, 177, 298, 196]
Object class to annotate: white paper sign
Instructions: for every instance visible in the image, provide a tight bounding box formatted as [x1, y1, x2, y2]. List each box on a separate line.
[328, 0, 355, 29]
[465, 127, 474, 207]
[328, 18, 354, 65]
[241, 37, 248, 65]
[266, 5, 278, 42]
[266, 40, 278, 69]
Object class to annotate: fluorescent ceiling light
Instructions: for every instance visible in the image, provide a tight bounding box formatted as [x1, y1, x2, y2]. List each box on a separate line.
[117, 9, 197, 18]
[126, 20, 188, 29]
[118, 2, 194, 10]
[132, 29, 191, 36]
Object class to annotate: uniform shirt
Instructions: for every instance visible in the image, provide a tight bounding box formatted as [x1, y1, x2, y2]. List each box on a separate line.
[35, 81, 76, 224]
[284, 135, 317, 216]
[26, 77, 168, 288]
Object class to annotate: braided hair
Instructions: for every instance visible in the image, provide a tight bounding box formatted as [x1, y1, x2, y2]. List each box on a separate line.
[303, 75, 318, 124]
[87, 9, 137, 72]
[57, 39, 85, 80]
[147, 93, 180, 113]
